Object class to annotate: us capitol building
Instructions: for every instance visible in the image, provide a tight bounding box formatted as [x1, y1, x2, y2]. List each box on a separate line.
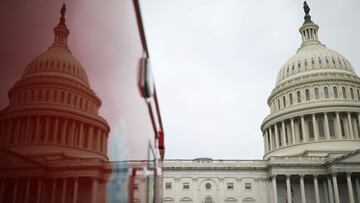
[159, 2, 360, 203]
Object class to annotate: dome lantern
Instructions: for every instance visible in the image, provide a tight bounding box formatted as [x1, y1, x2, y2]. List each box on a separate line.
[299, 1, 320, 47]
[50, 3, 70, 51]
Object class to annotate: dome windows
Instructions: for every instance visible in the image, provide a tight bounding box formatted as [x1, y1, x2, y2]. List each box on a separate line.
[305, 89, 310, 101]
[289, 93, 293, 105]
[333, 87, 338, 98]
[342, 87, 347, 99]
[324, 87, 329, 98]
[297, 91, 301, 103]
[314, 87, 319, 99]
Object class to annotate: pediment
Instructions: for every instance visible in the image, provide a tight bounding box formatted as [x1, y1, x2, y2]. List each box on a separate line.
[0, 149, 43, 168]
[328, 149, 360, 165]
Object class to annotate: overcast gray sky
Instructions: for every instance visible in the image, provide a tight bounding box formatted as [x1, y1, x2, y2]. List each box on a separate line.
[140, 0, 360, 159]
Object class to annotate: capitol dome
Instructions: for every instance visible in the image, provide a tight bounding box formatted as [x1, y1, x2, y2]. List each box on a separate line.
[261, 2, 360, 159]
[0, 5, 110, 160]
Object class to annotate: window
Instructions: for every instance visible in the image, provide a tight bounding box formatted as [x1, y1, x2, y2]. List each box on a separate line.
[227, 183, 234, 190]
[342, 87, 347, 99]
[357, 89, 360, 100]
[283, 96, 286, 107]
[183, 183, 190, 190]
[318, 119, 325, 138]
[205, 197, 212, 203]
[305, 89, 310, 101]
[350, 88, 354, 100]
[289, 93, 293, 105]
[245, 183, 251, 190]
[165, 182, 172, 190]
[297, 91, 301, 103]
[340, 119, 346, 137]
[277, 99, 280, 110]
[315, 87, 319, 99]
[299, 122, 303, 141]
[333, 87, 338, 98]
[329, 118, 335, 138]
[308, 120, 314, 139]
[205, 183, 211, 189]
[133, 184, 138, 190]
[324, 87, 329, 98]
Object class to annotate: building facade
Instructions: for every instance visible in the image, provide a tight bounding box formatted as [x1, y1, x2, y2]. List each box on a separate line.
[162, 2, 360, 203]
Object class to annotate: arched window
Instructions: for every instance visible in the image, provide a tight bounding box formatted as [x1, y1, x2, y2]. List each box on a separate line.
[305, 89, 310, 101]
[297, 91, 301, 103]
[342, 87, 347, 99]
[357, 89, 360, 100]
[329, 118, 335, 138]
[308, 120, 314, 139]
[318, 119, 325, 138]
[333, 87, 338, 98]
[205, 197, 212, 203]
[283, 96, 286, 107]
[324, 87, 329, 98]
[289, 93, 293, 105]
[350, 88, 354, 100]
[314, 87, 319, 99]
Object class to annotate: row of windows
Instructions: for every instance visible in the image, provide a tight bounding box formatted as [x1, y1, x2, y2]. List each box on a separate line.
[281, 56, 350, 79]
[11, 88, 97, 114]
[273, 85, 360, 111]
[164, 182, 251, 191]
[26, 60, 87, 81]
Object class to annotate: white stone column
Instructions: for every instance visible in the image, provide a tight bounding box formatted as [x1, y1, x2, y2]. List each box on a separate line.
[313, 175, 320, 203]
[291, 118, 296, 144]
[51, 179, 57, 203]
[300, 175, 306, 203]
[282, 121, 287, 146]
[347, 113, 354, 139]
[355, 178, 360, 203]
[36, 178, 43, 203]
[346, 173, 355, 203]
[91, 178, 99, 203]
[72, 178, 79, 203]
[275, 124, 280, 148]
[264, 132, 268, 152]
[324, 113, 330, 140]
[335, 112, 342, 139]
[327, 176, 334, 203]
[272, 176, 278, 203]
[24, 178, 31, 203]
[286, 175, 292, 203]
[61, 178, 67, 203]
[332, 174, 340, 203]
[301, 116, 307, 142]
[312, 114, 319, 140]
[269, 128, 274, 150]
[12, 178, 18, 203]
